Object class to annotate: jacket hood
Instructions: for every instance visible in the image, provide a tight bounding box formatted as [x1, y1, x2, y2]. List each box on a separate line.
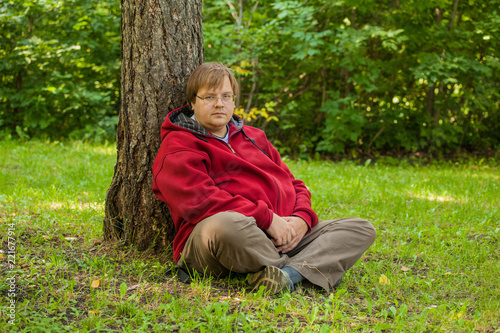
[161, 105, 244, 141]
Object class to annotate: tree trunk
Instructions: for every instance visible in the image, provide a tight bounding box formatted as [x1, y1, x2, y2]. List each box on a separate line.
[103, 0, 204, 253]
[427, 84, 436, 123]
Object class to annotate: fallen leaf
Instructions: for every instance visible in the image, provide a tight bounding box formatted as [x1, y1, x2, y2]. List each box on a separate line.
[0, 253, 3, 260]
[444, 272, 452, 276]
[88, 310, 100, 315]
[379, 274, 390, 285]
[91, 279, 100, 288]
[401, 266, 410, 272]
[65, 237, 77, 241]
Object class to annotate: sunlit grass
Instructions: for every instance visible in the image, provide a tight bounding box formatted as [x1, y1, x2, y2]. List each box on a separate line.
[0, 139, 499, 332]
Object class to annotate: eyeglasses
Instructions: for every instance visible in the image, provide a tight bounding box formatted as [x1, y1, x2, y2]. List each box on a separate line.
[196, 94, 235, 105]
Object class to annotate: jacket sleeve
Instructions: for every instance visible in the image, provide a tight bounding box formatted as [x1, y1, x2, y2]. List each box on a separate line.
[153, 149, 274, 230]
[265, 141, 319, 230]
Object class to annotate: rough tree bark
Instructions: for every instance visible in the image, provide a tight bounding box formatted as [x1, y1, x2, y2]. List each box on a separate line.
[103, 0, 204, 253]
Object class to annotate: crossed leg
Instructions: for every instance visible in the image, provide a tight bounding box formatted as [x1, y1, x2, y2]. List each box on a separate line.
[178, 211, 376, 292]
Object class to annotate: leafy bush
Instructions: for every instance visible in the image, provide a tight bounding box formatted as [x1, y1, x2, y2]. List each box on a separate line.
[1, 0, 498, 154]
[0, 0, 120, 140]
[203, 0, 500, 156]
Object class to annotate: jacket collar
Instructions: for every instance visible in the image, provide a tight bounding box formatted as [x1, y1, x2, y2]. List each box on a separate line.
[169, 105, 243, 137]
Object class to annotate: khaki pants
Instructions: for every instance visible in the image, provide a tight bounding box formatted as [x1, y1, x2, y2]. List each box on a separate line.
[177, 211, 376, 292]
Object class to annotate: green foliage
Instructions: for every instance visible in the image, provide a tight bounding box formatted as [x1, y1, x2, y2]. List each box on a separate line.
[1, 0, 498, 154]
[317, 92, 366, 153]
[203, 0, 500, 156]
[0, 0, 120, 140]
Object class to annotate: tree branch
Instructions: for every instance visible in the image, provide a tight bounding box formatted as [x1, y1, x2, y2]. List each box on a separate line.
[449, 0, 460, 29]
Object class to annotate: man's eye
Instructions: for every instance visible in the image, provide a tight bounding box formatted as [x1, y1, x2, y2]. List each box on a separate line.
[205, 96, 216, 100]
[222, 95, 232, 99]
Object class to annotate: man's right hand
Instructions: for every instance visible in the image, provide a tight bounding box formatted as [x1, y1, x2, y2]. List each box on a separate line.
[266, 213, 296, 248]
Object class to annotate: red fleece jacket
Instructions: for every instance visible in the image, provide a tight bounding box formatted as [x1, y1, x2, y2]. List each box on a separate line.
[152, 106, 318, 262]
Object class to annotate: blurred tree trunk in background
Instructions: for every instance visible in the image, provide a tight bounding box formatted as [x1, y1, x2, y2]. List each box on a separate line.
[103, 0, 203, 252]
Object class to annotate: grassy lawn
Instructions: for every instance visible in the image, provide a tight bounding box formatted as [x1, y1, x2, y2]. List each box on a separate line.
[0, 140, 499, 332]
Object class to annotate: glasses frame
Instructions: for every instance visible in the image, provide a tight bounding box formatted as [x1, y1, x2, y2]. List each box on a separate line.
[195, 94, 235, 105]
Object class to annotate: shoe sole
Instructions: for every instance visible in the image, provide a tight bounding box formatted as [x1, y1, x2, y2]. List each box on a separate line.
[248, 266, 289, 294]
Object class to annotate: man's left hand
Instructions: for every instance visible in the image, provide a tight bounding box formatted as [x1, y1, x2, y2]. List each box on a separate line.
[277, 216, 308, 253]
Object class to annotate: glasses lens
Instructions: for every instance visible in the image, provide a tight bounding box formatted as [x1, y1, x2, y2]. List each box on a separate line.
[203, 95, 234, 105]
[205, 96, 216, 105]
[221, 95, 228, 102]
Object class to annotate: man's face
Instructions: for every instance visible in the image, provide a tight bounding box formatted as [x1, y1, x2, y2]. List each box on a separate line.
[191, 75, 235, 137]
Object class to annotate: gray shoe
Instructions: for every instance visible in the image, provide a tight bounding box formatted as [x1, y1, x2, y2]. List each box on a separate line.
[248, 266, 292, 294]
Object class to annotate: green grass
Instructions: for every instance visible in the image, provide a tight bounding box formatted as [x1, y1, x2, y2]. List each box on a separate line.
[1, 139, 499, 332]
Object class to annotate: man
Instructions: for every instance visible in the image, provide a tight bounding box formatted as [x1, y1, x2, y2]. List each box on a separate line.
[152, 62, 376, 293]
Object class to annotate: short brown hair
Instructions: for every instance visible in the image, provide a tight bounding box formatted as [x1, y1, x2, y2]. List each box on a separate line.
[186, 62, 238, 106]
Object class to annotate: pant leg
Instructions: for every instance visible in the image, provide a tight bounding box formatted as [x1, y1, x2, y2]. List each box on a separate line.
[177, 211, 289, 278]
[178, 211, 376, 292]
[286, 217, 376, 292]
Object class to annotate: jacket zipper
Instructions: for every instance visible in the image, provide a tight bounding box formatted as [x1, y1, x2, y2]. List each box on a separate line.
[226, 142, 237, 155]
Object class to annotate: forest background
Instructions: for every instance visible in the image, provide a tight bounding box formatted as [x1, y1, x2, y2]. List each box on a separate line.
[1, 0, 499, 158]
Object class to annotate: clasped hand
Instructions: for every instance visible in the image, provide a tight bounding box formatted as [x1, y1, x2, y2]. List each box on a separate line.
[266, 213, 308, 253]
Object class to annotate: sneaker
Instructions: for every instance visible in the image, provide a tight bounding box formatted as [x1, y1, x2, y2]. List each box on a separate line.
[247, 266, 292, 294]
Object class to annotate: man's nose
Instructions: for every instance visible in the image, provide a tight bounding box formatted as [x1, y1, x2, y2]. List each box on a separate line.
[214, 97, 224, 106]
